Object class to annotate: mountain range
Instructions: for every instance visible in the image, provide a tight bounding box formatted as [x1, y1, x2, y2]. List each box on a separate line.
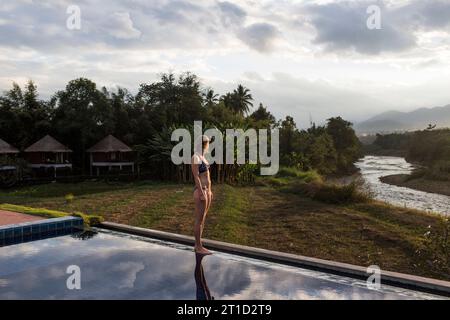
[355, 105, 450, 134]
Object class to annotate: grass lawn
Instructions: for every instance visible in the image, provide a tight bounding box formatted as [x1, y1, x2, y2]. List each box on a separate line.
[0, 180, 448, 281]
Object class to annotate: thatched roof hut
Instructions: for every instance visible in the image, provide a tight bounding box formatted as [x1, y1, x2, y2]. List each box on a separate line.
[87, 135, 134, 176]
[0, 139, 19, 154]
[25, 135, 72, 153]
[87, 135, 132, 153]
[24, 135, 72, 175]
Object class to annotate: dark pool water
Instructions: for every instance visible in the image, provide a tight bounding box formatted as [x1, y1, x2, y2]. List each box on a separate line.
[0, 229, 445, 300]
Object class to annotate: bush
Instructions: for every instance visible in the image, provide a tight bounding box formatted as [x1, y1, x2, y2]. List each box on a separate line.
[65, 193, 75, 204]
[281, 180, 370, 204]
[71, 212, 104, 226]
[428, 160, 450, 181]
[236, 164, 258, 185]
[276, 167, 322, 183]
[312, 182, 369, 204]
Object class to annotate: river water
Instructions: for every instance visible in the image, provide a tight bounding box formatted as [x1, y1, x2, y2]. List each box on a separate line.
[355, 156, 450, 216]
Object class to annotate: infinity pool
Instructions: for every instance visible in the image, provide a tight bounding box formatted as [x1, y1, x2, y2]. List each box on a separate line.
[0, 229, 445, 300]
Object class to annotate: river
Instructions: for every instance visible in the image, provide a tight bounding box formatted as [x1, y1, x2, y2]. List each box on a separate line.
[355, 156, 450, 216]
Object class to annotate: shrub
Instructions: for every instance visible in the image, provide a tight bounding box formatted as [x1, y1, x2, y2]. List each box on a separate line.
[65, 193, 75, 204]
[428, 160, 450, 181]
[276, 167, 322, 183]
[71, 212, 104, 226]
[312, 182, 369, 204]
[281, 180, 370, 204]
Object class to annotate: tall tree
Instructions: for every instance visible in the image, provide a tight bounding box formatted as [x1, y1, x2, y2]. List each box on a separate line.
[53, 78, 112, 172]
[249, 103, 276, 128]
[232, 84, 253, 115]
[202, 88, 219, 108]
[326, 117, 361, 173]
[0, 81, 52, 149]
[279, 116, 298, 156]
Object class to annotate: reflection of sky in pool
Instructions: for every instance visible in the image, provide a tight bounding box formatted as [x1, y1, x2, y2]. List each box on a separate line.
[0, 229, 445, 300]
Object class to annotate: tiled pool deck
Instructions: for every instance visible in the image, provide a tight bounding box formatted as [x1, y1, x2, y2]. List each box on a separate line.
[0, 216, 84, 246]
[0, 210, 44, 226]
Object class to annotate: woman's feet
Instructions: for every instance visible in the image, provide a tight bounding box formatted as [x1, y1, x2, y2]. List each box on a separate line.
[195, 246, 212, 255]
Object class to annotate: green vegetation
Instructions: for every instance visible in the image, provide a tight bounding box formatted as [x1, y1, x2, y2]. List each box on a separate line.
[299, 181, 370, 205]
[0, 203, 103, 226]
[370, 129, 450, 181]
[366, 129, 450, 195]
[259, 167, 368, 205]
[1, 181, 447, 281]
[1, 74, 361, 184]
[279, 117, 362, 175]
[276, 167, 322, 182]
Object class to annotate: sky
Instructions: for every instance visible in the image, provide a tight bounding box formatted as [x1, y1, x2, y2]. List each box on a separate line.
[1, 0, 450, 128]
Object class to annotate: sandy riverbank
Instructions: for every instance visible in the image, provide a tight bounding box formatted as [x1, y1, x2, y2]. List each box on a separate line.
[380, 174, 450, 197]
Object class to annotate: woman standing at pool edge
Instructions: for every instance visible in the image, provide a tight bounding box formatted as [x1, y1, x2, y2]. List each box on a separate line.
[192, 135, 213, 255]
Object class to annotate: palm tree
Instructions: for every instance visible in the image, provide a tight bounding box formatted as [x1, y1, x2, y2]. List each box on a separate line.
[203, 88, 219, 108]
[232, 84, 253, 116]
[220, 92, 234, 110]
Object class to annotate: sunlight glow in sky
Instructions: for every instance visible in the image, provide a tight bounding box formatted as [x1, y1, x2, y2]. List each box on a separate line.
[1, 0, 450, 127]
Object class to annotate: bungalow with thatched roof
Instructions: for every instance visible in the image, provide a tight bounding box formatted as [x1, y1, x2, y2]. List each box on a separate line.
[0, 138, 19, 171]
[0, 139, 19, 155]
[87, 135, 134, 176]
[25, 135, 72, 177]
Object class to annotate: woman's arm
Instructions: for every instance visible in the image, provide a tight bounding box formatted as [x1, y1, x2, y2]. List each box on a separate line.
[206, 166, 212, 199]
[207, 170, 212, 189]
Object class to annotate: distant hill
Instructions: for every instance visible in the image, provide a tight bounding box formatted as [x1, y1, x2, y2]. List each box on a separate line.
[355, 105, 450, 134]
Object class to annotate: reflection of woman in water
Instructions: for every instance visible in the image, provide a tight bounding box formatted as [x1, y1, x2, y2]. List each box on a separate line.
[195, 253, 213, 300]
[192, 135, 213, 255]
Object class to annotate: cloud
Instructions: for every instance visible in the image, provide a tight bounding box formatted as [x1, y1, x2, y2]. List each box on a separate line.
[305, 1, 415, 54]
[304, 0, 450, 55]
[103, 12, 141, 40]
[2, 0, 447, 55]
[218, 1, 246, 27]
[1, 0, 450, 125]
[238, 23, 280, 52]
[0, 0, 223, 51]
[404, 0, 450, 30]
[217, 2, 281, 53]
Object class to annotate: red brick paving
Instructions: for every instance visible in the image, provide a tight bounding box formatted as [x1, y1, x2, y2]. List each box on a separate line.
[0, 210, 44, 226]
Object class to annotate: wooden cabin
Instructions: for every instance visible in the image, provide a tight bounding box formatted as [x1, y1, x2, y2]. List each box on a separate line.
[87, 135, 134, 176]
[24, 135, 72, 177]
[0, 138, 19, 171]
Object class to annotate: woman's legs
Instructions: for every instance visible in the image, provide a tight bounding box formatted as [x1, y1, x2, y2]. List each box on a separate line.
[205, 189, 212, 216]
[194, 189, 211, 254]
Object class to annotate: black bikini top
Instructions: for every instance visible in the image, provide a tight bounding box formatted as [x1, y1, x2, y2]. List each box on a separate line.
[199, 160, 210, 174]
[195, 154, 210, 174]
